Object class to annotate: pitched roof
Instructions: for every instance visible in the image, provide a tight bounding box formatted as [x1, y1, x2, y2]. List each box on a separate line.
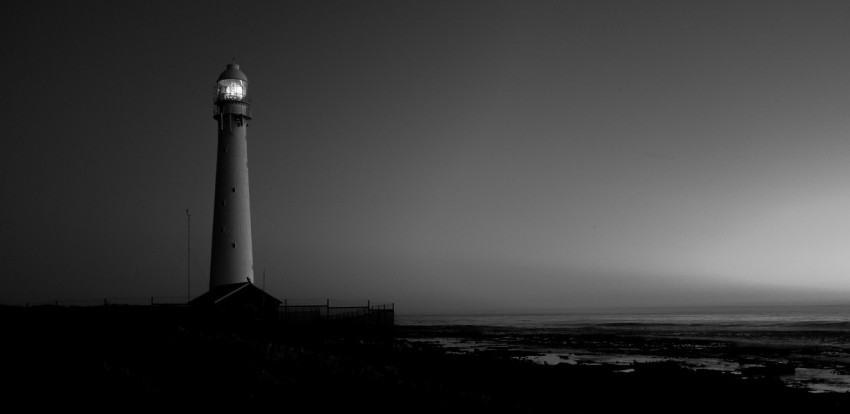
[189, 282, 281, 307]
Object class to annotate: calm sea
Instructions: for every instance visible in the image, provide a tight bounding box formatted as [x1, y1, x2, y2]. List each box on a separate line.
[398, 304, 850, 393]
[397, 304, 850, 330]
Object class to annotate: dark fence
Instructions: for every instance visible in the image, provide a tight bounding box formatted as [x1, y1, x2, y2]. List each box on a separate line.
[280, 299, 394, 326]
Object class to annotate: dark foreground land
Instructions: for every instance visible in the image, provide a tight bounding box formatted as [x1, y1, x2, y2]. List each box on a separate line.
[2, 305, 849, 411]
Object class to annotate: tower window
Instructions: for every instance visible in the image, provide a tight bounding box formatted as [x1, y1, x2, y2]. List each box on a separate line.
[231, 187, 235, 193]
[220, 226, 225, 233]
[232, 243, 236, 248]
[221, 200, 226, 206]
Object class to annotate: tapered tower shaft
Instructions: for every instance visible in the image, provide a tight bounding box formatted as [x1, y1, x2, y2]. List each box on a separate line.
[209, 63, 254, 289]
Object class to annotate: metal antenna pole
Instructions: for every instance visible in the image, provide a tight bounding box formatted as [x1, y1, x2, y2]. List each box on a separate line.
[186, 209, 191, 303]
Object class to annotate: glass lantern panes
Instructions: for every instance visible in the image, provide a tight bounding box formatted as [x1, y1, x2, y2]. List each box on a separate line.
[217, 79, 247, 100]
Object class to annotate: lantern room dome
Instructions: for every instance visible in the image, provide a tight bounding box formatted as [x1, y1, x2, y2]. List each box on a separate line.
[217, 63, 248, 82]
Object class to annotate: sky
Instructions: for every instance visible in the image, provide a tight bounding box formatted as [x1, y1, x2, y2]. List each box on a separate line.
[4, 1, 850, 314]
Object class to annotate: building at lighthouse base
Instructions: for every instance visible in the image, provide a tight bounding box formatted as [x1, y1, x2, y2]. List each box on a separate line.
[189, 282, 281, 320]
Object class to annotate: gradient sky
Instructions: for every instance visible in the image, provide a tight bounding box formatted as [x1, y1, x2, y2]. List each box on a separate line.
[4, 1, 850, 313]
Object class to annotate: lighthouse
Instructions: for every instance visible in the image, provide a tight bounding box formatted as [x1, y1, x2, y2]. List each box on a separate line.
[209, 63, 254, 289]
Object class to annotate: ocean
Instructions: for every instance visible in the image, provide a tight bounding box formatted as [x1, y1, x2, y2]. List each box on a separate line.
[396, 305, 850, 393]
[397, 304, 850, 329]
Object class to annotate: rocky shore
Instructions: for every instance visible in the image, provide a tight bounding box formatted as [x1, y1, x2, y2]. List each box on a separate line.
[2, 305, 848, 411]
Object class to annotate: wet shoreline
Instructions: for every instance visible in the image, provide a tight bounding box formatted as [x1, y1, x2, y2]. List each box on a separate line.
[398, 323, 850, 393]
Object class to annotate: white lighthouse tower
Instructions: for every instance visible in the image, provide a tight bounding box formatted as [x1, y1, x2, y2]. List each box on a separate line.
[209, 63, 254, 289]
